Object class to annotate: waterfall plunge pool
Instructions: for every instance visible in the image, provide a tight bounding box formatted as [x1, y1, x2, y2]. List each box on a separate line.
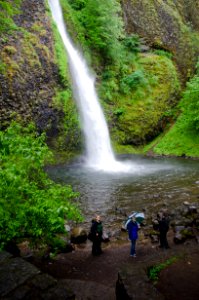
[46, 155, 199, 230]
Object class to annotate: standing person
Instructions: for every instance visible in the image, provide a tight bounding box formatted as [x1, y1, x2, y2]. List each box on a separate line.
[157, 212, 170, 249]
[127, 216, 139, 257]
[90, 215, 103, 256]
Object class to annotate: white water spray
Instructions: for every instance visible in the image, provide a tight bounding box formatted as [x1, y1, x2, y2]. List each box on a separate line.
[48, 0, 134, 172]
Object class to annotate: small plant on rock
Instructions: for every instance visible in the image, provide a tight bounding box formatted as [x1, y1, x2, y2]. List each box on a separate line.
[148, 256, 178, 284]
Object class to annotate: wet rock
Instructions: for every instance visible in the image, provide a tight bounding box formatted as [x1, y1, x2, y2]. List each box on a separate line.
[0, 252, 76, 300]
[116, 264, 164, 300]
[173, 226, 194, 244]
[70, 227, 87, 244]
[0, 252, 12, 264]
[64, 224, 71, 232]
[188, 205, 197, 214]
[4, 241, 20, 257]
[111, 229, 123, 238]
[102, 232, 110, 243]
[41, 280, 75, 300]
[174, 226, 185, 233]
[0, 256, 40, 297]
[173, 232, 186, 244]
[150, 234, 159, 244]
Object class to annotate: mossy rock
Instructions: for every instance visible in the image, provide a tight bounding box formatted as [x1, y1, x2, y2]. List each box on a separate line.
[109, 53, 180, 146]
[121, 0, 199, 81]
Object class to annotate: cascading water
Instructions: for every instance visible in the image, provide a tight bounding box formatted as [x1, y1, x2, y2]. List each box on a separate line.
[48, 0, 134, 172]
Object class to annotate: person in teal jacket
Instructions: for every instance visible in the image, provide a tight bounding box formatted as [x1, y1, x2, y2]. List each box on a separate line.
[127, 216, 139, 257]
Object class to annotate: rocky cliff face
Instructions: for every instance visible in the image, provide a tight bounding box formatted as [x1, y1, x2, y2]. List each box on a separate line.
[0, 0, 63, 135]
[121, 0, 199, 80]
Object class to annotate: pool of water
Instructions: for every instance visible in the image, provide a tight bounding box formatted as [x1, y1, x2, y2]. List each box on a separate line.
[46, 155, 199, 229]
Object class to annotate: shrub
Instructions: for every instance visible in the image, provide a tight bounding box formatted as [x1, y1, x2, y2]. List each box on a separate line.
[120, 70, 147, 94]
[122, 34, 140, 53]
[180, 63, 199, 131]
[0, 122, 82, 249]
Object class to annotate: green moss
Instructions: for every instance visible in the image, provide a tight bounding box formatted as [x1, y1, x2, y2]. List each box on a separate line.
[53, 89, 81, 151]
[3, 45, 17, 55]
[0, 0, 22, 34]
[154, 62, 199, 158]
[109, 53, 180, 147]
[1, 47, 20, 77]
[21, 31, 52, 68]
[31, 22, 47, 37]
[113, 142, 143, 154]
[0, 59, 6, 75]
[154, 115, 199, 157]
[51, 23, 70, 87]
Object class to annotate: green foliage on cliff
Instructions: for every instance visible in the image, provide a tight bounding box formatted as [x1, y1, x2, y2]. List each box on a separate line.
[154, 61, 199, 157]
[0, 0, 22, 34]
[77, 0, 124, 64]
[52, 23, 69, 87]
[105, 53, 180, 147]
[60, 0, 125, 67]
[181, 62, 199, 131]
[0, 122, 82, 249]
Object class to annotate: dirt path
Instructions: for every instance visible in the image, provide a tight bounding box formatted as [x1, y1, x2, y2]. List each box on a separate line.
[32, 239, 199, 300]
[157, 250, 199, 300]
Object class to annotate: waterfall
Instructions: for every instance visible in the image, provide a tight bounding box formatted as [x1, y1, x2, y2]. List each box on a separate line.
[48, 0, 133, 172]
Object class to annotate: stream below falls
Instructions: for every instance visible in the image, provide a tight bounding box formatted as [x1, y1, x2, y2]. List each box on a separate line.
[46, 155, 199, 231]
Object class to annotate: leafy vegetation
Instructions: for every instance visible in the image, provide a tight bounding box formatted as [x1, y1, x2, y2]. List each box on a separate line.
[0, 0, 22, 34]
[148, 257, 178, 283]
[52, 22, 69, 87]
[154, 60, 199, 157]
[0, 122, 83, 250]
[65, 0, 124, 63]
[180, 62, 199, 131]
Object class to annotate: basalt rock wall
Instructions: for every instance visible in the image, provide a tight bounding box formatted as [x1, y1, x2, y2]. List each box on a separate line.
[121, 0, 199, 81]
[0, 0, 63, 135]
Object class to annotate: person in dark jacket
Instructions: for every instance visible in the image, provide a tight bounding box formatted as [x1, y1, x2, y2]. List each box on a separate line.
[157, 212, 170, 249]
[127, 217, 139, 257]
[90, 215, 103, 256]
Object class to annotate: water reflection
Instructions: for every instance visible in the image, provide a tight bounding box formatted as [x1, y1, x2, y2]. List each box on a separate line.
[46, 155, 199, 227]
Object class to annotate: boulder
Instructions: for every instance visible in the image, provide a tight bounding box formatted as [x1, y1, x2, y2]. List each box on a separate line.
[173, 232, 186, 244]
[70, 227, 87, 244]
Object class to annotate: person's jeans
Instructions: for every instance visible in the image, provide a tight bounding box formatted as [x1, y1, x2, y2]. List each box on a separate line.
[130, 239, 137, 256]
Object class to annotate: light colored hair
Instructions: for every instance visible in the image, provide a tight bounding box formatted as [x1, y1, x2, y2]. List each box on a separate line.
[96, 215, 101, 221]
